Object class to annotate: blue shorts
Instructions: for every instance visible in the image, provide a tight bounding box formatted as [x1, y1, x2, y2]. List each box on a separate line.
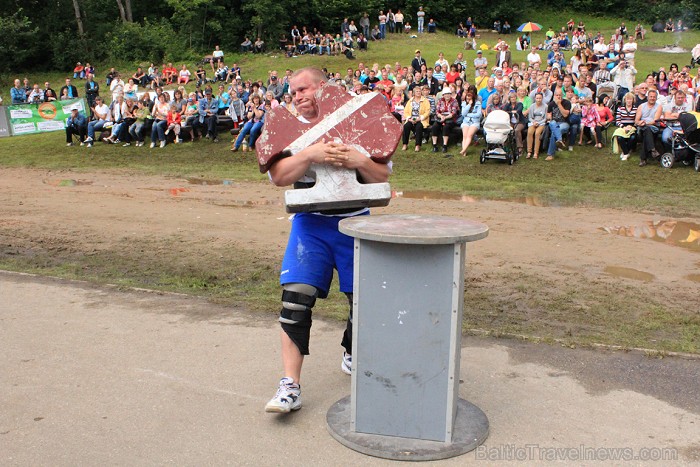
[280, 212, 366, 298]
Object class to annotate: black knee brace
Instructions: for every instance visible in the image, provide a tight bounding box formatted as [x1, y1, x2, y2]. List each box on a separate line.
[280, 288, 317, 355]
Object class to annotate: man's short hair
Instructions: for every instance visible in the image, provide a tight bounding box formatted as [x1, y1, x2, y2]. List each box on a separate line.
[291, 67, 329, 84]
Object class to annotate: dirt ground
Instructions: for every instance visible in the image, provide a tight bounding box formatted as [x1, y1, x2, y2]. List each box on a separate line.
[1, 167, 699, 350]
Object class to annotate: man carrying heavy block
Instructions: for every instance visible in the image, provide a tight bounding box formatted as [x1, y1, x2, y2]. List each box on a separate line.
[261, 67, 395, 413]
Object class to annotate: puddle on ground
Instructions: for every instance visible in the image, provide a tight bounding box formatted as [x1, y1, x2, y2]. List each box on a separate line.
[185, 178, 234, 186]
[43, 179, 93, 187]
[604, 266, 655, 282]
[393, 190, 550, 206]
[601, 220, 700, 253]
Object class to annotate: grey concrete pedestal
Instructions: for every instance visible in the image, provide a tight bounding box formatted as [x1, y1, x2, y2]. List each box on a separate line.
[327, 214, 489, 461]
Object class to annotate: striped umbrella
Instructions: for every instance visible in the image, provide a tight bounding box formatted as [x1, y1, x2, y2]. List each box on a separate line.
[517, 22, 542, 32]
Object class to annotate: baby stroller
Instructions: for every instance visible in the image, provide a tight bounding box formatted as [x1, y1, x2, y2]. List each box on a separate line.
[659, 111, 700, 171]
[691, 44, 700, 68]
[480, 110, 518, 165]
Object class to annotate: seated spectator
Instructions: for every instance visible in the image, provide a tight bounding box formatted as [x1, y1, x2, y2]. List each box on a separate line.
[342, 34, 355, 59]
[212, 45, 224, 71]
[127, 100, 151, 147]
[253, 37, 265, 54]
[215, 62, 228, 82]
[149, 67, 162, 89]
[370, 25, 381, 41]
[661, 89, 692, 150]
[84, 63, 95, 78]
[430, 87, 459, 152]
[165, 104, 183, 143]
[183, 93, 200, 139]
[197, 87, 220, 142]
[502, 21, 511, 34]
[503, 91, 526, 154]
[121, 79, 136, 104]
[195, 66, 207, 87]
[44, 87, 58, 102]
[232, 94, 265, 151]
[85, 96, 110, 147]
[104, 94, 130, 144]
[634, 89, 662, 166]
[427, 19, 437, 33]
[150, 92, 171, 148]
[73, 62, 85, 79]
[28, 84, 44, 103]
[178, 65, 191, 84]
[65, 107, 87, 146]
[163, 63, 178, 85]
[132, 67, 146, 87]
[239, 37, 251, 53]
[526, 92, 548, 158]
[459, 88, 482, 155]
[59, 78, 79, 100]
[545, 89, 571, 160]
[357, 33, 368, 51]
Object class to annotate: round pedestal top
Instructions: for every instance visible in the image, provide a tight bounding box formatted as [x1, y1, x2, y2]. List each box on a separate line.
[339, 214, 489, 245]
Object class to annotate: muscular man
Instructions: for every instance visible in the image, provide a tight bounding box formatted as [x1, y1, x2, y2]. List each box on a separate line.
[264, 67, 392, 413]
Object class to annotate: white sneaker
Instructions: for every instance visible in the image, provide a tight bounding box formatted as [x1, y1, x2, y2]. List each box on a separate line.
[84, 136, 93, 143]
[160, 141, 166, 148]
[66, 142, 73, 147]
[165, 129, 170, 135]
[150, 142, 155, 148]
[265, 377, 301, 413]
[568, 146, 573, 151]
[341, 352, 352, 375]
[123, 142, 131, 147]
[621, 153, 629, 161]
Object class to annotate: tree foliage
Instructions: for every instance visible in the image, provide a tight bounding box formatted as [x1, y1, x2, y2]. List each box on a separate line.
[0, 0, 697, 71]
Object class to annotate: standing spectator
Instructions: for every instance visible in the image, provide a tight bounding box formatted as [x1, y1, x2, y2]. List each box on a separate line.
[503, 92, 526, 155]
[82, 74, 98, 111]
[378, 11, 387, 39]
[473, 50, 487, 77]
[387, 9, 395, 34]
[394, 10, 404, 34]
[106, 68, 117, 86]
[65, 107, 87, 146]
[60, 78, 79, 99]
[359, 13, 370, 39]
[416, 6, 425, 33]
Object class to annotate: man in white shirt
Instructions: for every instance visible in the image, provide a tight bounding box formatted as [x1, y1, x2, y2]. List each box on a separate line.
[661, 89, 692, 150]
[610, 59, 637, 101]
[85, 96, 111, 147]
[527, 46, 541, 66]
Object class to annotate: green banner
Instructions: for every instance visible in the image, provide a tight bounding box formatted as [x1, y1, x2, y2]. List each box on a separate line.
[6, 98, 87, 136]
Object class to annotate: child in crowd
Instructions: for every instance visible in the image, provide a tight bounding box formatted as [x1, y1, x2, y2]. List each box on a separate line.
[580, 96, 600, 146]
[165, 104, 183, 143]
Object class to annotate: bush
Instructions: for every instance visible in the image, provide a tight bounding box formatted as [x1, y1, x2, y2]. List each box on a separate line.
[105, 19, 195, 64]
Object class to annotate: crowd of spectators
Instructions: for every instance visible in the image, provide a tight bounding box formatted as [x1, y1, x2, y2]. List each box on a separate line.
[6, 14, 700, 164]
